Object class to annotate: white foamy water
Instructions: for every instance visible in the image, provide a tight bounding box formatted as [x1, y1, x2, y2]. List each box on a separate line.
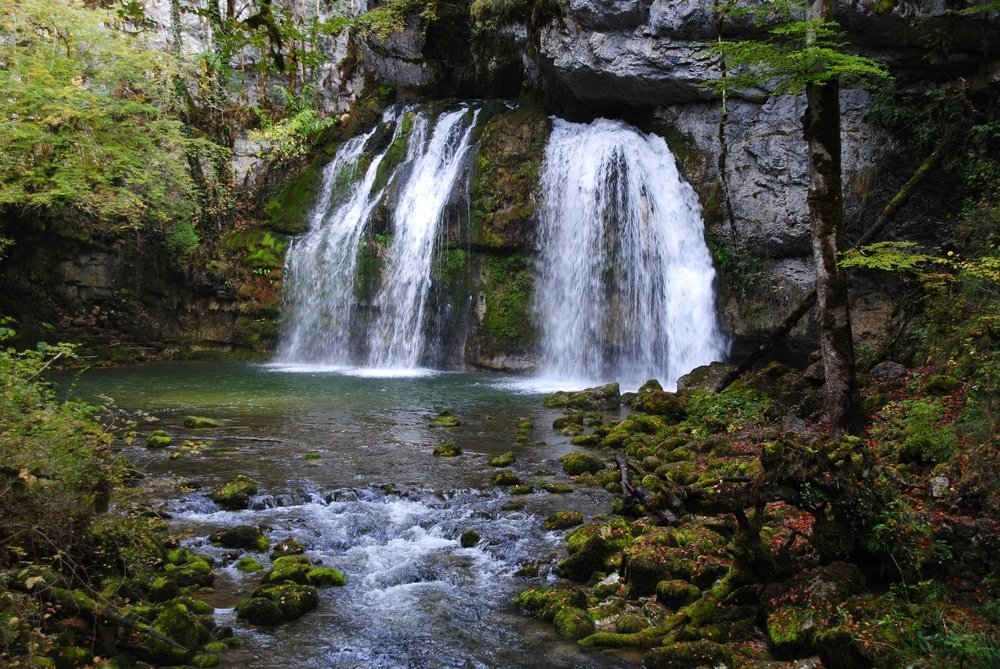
[532, 117, 727, 391]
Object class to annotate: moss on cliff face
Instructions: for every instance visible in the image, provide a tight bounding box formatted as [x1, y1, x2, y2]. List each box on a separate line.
[476, 254, 535, 357]
[470, 105, 551, 250]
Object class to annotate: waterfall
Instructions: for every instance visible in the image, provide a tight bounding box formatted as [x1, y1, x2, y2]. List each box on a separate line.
[533, 118, 727, 391]
[276, 106, 479, 371]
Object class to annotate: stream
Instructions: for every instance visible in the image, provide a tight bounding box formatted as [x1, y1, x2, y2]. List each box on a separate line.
[64, 361, 639, 668]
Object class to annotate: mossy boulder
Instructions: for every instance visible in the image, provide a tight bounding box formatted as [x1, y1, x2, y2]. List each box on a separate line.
[433, 441, 462, 457]
[235, 584, 319, 626]
[643, 640, 732, 668]
[488, 451, 516, 467]
[139, 602, 212, 664]
[146, 429, 172, 448]
[271, 539, 306, 558]
[656, 579, 701, 609]
[540, 482, 573, 494]
[236, 557, 263, 573]
[209, 475, 258, 510]
[543, 510, 584, 530]
[509, 484, 533, 495]
[514, 587, 588, 621]
[210, 525, 268, 551]
[625, 525, 731, 590]
[306, 567, 346, 587]
[491, 470, 521, 486]
[460, 530, 480, 548]
[543, 383, 621, 411]
[264, 555, 312, 585]
[554, 606, 595, 639]
[557, 518, 634, 581]
[632, 389, 688, 421]
[924, 374, 959, 394]
[553, 413, 584, 430]
[163, 552, 215, 588]
[184, 416, 221, 429]
[429, 411, 461, 427]
[559, 451, 605, 476]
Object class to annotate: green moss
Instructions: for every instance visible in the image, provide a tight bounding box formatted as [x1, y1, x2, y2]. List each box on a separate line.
[540, 482, 573, 494]
[460, 530, 480, 547]
[488, 450, 516, 466]
[209, 475, 259, 510]
[478, 254, 536, 355]
[433, 441, 462, 457]
[491, 470, 521, 486]
[266, 555, 312, 585]
[184, 415, 221, 429]
[509, 484, 533, 495]
[146, 429, 172, 448]
[236, 557, 263, 573]
[429, 411, 461, 427]
[306, 567, 346, 587]
[470, 104, 551, 249]
[554, 606, 596, 639]
[559, 452, 605, 476]
[263, 161, 322, 234]
[542, 510, 584, 530]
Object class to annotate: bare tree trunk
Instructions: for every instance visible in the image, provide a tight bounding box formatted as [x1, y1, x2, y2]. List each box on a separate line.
[803, 0, 862, 435]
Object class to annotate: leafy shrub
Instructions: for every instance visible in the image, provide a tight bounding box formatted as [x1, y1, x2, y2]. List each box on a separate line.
[874, 399, 958, 465]
[165, 222, 200, 269]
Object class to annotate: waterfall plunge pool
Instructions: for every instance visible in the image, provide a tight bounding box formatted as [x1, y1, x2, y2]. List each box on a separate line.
[63, 361, 640, 669]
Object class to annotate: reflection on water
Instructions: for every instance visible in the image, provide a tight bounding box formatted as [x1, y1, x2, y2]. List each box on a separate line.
[62, 362, 636, 669]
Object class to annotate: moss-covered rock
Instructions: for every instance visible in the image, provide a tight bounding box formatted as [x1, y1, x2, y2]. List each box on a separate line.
[210, 525, 268, 551]
[184, 416, 221, 429]
[270, 538, 306, 558]
[559, 451, 605, 476]
[264, 555, 312, 585]
[209, 475, 258, 510]
[141, 602, 211, 664]
[491, 470, 521, 486]
[544, 383, 621, 411]
[540, 482, 573, 494]
[553, 413, 584, 430]
[554, 606, 596, 639]
[509, 484, 533, 495]
[633, 389, 689, 421]
[433, 441, 462, 457]
[474, 253, 536, 359]
[642, 639, 731, 668]
[145, 429, 172, 448]
[429, 411, 461, 427]
[236, 557, 263, 573]
[513, 587, 588, 621]
[557, 518, 634, 582]
[236, 584, 319, 626]
[460, 530, 480, 548]
[163, 553, 215, 588]
[655, 579, 701, 609]
[470, 104, 551, 250]
[543, 510, 584, 530]
[488, 450, 516, 467]
[306, 567, 346, 587]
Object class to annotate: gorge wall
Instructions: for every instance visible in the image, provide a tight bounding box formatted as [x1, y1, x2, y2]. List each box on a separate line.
[13, 0, 998, 368]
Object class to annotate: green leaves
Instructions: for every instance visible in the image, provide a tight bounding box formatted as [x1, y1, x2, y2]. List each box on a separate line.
[705, 9, 889, 96]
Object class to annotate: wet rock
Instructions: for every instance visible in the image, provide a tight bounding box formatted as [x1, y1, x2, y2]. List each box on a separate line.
[553, 412, 585, 429]
[146, 430, 172, 448]
[557, 518, 634, 581]
[270, 538, 306, 558]
[306, 567, 346, 587]
[210, 525, 268, 551]
[235, 583, 319, 626]
[632, 386, 688, 420]
[554, 606, 595, 639]
[615, 613, 647, 634]
[514, 586, 588, 620]
[460, 530, 480, 548]
[488, 451, 516, 466]
[264, 555, 312, 585]
[236, 557, 263, 573]
[676, 362, 734, 393]
[509, 484, 534, 495]
[433, 441, 462, 457]
[184, 416, 221, 429]
[163, 551, 215, 588]
[543, 510, 584, 530]
[559, 451, 606, 476]
[429, 411, 461, 427]
[210, 475, 259, 510]
[543, 383, 621, 411]
[541, 482, 573, 494]
[492, 470, 521, 486]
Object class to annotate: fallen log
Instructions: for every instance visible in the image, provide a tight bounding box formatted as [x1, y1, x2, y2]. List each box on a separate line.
[614, 452, 680, 526]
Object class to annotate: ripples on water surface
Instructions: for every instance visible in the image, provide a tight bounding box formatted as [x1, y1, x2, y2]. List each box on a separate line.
[64, 362, 638, 669]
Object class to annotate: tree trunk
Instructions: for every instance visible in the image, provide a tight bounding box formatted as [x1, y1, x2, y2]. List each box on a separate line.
[803, 0, 862, 435]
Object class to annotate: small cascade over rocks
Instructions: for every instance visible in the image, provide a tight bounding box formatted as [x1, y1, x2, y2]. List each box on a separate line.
[533, 117, 727, 391]
[276, 105, 479, 370]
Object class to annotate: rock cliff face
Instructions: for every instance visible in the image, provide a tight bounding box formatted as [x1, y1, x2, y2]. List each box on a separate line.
[26, 0, 996, 366]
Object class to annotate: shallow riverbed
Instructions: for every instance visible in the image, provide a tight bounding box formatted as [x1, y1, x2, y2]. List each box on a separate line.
[63, 362, 638, 668]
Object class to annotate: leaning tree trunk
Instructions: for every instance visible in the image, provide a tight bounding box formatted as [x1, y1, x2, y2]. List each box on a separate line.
[803, 0, 863, 436]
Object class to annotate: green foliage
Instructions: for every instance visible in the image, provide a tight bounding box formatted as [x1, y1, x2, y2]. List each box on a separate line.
[871, 398, 959, 465]
[165, 221, 201, 270]
[684, 385, 773, 435]
[357, 0, 437, 39]
[250, 85, 337, 163]
[0, 0, 221, 233]
[480, 254, 535, 353]
[470, 0, 533, 23]
[705, 2, 889, 96]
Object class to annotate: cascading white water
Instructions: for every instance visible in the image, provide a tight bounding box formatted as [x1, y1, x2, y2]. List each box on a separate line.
[366, 107, 480, 369]
[533, 117, 727, 391]
[276, 106, 478, 370]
